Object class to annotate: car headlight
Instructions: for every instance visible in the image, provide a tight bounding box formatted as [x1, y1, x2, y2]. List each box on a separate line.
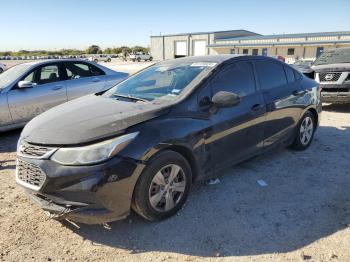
[51, 132, 139, 165]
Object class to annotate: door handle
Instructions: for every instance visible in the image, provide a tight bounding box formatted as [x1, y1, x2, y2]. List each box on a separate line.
[52, 85, 63, 90]
[293, 90, 307, 96]
[251, 104, 263, 111]
[92, 78, 101, 82]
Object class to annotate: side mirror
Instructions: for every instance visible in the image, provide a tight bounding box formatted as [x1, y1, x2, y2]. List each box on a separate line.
[18, 81, 35, 88]
[212, 91, 240, 107]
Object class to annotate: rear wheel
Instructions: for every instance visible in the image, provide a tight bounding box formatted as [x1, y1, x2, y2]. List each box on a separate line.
[149, 57, 153, 61]
[137, 57, 141, 62]
[132, 150, 192, 221]
[290, 111, 315, 150]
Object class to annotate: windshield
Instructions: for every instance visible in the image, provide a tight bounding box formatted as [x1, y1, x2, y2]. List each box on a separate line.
[104, 62, 214, 101]
[313, 48, 350, 66]
[0, 63, 32, 90]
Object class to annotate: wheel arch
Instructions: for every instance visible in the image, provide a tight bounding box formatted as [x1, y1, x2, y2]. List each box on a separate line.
[140, 144, 200, 183]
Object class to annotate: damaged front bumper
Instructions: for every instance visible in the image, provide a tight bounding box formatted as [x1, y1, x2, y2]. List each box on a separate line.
[16, 154, 145, 224]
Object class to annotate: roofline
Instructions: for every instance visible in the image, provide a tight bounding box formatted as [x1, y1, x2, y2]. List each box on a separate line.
[150, 29, 260, 38]
[208, 39, 350, 48]
[215, 31, 350, 42]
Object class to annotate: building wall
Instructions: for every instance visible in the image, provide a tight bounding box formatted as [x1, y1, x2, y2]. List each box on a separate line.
[151, 34, 213, 60]
[212, 44, 350, 63]
[151, 31, 350, 62]
[150, 37, 164, 61]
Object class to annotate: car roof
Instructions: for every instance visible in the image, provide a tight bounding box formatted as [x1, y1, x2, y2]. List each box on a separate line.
[16, 59, 92, 67]
[161, 55, 241, 65]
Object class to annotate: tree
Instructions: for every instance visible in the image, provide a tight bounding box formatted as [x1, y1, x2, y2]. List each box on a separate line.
[104, 48, 113, 54]
[86, 45, 101, 54]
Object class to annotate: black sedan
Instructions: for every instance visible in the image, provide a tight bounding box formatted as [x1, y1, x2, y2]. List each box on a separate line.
[16, 55, 321, 224]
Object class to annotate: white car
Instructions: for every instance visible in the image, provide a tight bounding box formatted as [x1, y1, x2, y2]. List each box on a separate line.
[89, 55, 112, 63]
[0, 63, 6, 74]
[129, 52, 153, 62]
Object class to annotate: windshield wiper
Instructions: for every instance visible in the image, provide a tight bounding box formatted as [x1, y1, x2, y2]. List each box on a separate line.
[112, 93, 149, 103]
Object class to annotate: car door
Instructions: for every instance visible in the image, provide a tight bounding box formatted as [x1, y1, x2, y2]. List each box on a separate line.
[0, 91, 12, 127]
[254, 59, 303, 147]
[7, 63, 67, 124]
[199, 60, 266, 173]
[64, 61, 107, 100]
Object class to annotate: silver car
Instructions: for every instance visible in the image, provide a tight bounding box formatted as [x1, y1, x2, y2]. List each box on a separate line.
[0, 59, 128, 132]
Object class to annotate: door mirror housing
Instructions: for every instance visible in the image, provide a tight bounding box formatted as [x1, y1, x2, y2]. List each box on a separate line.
[18, 81, 35, 88]
[212, 91, 240, 107]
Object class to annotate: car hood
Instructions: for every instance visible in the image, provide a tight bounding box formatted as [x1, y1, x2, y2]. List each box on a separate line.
[21, 95, 170, 145]
[292, 65, 313, 73]
[311, 63, 350, 72]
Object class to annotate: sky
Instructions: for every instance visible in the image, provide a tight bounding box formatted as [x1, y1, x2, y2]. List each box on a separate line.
[2, 0, 350, 51]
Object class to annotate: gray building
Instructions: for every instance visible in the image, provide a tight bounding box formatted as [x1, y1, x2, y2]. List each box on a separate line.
[150, 30, 259, 61]
[150, 30, 350, 63]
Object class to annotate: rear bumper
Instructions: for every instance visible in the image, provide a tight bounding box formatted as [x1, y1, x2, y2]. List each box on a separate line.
[16, 155, 145, 224]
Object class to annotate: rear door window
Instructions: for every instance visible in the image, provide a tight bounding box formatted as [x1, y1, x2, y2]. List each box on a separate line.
[284, 66, 296, 83]
[65, 62, 105, 80]
[255, 60, 287, 90]
[211, 61, 256, 97]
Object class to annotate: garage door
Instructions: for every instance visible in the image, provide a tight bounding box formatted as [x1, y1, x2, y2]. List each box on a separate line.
[193, 40, 207, 56]
[175, 41, 187, 58]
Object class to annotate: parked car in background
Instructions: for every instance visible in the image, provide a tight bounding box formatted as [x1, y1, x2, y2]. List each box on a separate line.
[292, 59, 314, 79]
[15, 55, 321, 224]
[129, 52, 153, 62]
[312, 48, 350, 104]
[88, 54, 112, 63]
[0, 59, 128, 131]
[0, 63, 6, 74]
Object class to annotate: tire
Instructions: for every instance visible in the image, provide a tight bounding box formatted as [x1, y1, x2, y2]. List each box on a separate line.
[0, 68, 3, 74]
[149, 57, 153, 61]
[94, 59, 98, 63]
[137, 57, 141, 62]
[132, 150, 192, 221]
[107, 58, 111, 62]
[290, 111, 315, 150]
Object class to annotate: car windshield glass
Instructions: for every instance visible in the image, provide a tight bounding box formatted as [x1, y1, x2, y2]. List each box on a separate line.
[0, 63, 32, 90]
[104, 62, 213, 101]
[313, 49, 350, 66]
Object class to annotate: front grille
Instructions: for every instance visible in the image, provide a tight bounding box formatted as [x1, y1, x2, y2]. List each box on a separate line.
[16, 159, 46, 190]
[18, 142, 56, 158]
[319, 72, 342, 82]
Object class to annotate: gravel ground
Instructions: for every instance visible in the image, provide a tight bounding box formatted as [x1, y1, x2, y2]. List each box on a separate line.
[0, 104, 349, 262]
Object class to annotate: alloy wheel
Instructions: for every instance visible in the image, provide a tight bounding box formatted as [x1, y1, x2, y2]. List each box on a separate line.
[148, 164, 186, 212]
[300, 116, 314, 145]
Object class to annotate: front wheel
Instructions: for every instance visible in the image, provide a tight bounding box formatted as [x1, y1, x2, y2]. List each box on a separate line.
[0, 68, 3, 74]
[290, 111, 315, 150]
[132, 150, 192, 221]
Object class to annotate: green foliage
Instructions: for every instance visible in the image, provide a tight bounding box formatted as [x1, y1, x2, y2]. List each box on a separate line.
[86, 45, 101, 54]
[0, 45, 150, 57]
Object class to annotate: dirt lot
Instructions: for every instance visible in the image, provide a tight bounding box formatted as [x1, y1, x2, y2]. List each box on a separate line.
[0, 103, 349, 262]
